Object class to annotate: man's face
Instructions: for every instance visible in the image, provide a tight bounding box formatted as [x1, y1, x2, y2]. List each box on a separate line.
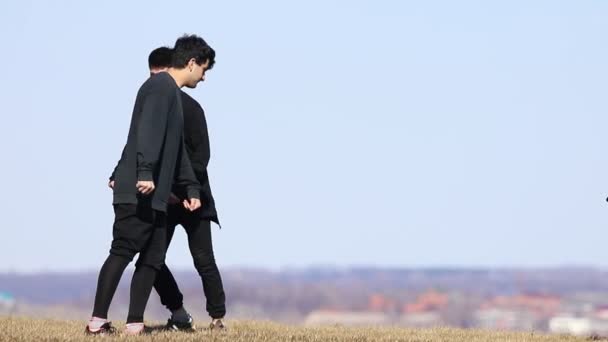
[185, 59, 210, 89]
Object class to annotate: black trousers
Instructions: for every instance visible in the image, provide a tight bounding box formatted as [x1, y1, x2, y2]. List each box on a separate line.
[148, 205, 226, 319]
[92, 203, 167, 323]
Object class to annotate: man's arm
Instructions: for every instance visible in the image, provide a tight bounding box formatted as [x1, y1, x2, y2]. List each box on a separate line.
[135, 84, 172, 194]
[182, 98, 207, 182]
[174, 139, 201, 211]
[198, 169, 212, 196]
[108, 145, 127, 188]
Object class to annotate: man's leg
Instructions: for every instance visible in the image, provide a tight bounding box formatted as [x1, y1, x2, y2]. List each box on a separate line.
[152, 206, 185, 313]
[91, 254, 130, 320]
[125, 206, 167, 328]
[148, 205, 195, 330]
[88, 204, 148, 333]
[184, 218, 226, 320]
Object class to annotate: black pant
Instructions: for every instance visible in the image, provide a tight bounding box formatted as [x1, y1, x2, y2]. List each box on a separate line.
[149, 205, 226, 319]
[92, 203, 167, 323]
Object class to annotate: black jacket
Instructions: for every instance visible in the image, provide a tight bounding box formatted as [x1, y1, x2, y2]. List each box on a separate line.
[173, 91, 220, 225]
[110, 72, 200, 212]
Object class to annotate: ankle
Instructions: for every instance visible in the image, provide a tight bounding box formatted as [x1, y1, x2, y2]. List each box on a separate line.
[124, 322, 144, 335]
[87, 317, 108, 330]
[171, 306, 191, 322]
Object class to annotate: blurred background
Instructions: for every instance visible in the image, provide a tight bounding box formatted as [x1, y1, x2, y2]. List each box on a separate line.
[1, 0, 607, 336]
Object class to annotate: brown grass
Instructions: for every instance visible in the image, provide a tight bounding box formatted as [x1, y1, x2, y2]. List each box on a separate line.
[0, 316, 602, 342]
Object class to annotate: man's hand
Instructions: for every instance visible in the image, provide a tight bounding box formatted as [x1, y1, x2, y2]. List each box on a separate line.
[108, 180, 115, 189]
[168, 192, 180, 204]
[136, 181, 155, 195]
[183, 198, 201, 211]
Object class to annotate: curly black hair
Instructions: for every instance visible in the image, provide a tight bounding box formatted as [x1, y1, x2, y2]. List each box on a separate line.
[171, 34, 215, 70]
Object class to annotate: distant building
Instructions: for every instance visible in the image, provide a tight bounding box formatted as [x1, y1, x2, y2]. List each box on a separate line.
[549, 306, 608, 336]
[475, 308, 537, 331]
[549, 316, 591, 336]
[473, 294, 561, 331]
[594, 305, 608, 320]
[402, 290, 449, 314]
[0, 292, 16, 315]
[548, 315, 608, 336]
[400, 311, 442, 327]
[304, 310, 390, 326]
[368, 293, 398, 313]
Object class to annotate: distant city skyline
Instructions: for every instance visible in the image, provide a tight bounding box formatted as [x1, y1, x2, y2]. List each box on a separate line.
[3, 267, 608, 335]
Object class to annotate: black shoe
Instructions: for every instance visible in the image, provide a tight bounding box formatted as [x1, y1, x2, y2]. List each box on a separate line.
[165, 315, 196, 332]
[85, 322, 117, 335]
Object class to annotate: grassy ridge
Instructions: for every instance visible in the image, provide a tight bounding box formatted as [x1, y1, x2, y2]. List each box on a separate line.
[0, 317, 600, 341]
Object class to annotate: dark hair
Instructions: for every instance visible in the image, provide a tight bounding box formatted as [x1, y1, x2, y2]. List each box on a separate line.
[171, 34, 215, 70]
[148, 47, 173, 69]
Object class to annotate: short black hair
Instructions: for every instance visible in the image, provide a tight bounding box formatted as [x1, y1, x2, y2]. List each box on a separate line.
[148, 47, 173, 70]
[171, 34, 215, 70]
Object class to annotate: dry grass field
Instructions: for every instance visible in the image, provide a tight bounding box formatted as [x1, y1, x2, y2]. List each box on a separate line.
[0, 316, 604, 342]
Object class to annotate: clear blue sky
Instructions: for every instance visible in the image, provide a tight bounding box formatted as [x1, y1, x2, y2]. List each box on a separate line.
[0, 0, 607, 272]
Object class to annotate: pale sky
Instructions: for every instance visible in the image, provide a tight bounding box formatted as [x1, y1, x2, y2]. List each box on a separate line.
[0, 0, 607, 272]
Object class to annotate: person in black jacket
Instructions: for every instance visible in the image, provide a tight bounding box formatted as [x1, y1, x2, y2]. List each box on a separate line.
[139, 47, 226, 332]
[86, 35, 214, 336]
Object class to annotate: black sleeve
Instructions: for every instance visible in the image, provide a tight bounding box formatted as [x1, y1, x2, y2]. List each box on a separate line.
[199, 169, 212, 198]
[109, 145, 126, 181]
[174, 139, 201, 199]
[183, 105, 207, 182]
[136, 84, 172, 181]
